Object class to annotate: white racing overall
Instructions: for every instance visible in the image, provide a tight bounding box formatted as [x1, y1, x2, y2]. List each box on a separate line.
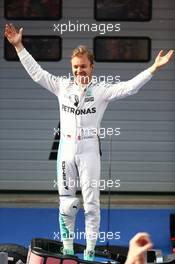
[18, 48, 152, 246]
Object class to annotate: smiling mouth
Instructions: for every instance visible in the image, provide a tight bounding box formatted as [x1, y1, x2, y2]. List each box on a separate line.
[76, 74, 83, 76]
[75, 72, 86, 76]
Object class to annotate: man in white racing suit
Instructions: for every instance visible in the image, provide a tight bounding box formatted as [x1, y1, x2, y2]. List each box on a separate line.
[4, 23, 174, 261]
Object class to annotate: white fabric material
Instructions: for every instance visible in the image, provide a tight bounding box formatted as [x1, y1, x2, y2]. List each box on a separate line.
[18, 48, 153, 138]
[59, 197, 80, 217]
[58, 137, 101, 243]
[18, 48, 153, 245]
[63, 240, 74, 251]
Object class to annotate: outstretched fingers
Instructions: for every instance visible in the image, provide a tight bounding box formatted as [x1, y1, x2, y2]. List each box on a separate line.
[159, 49, 174, 60]
[9, 23, 17, 34]
[5, 24, 12, 36]
[19, 27, 23, 35]
[4, 23, 18, 38]
[166, 49, 174, 60]
[157, 50, 164, 58]
[4, 24, 11, 38]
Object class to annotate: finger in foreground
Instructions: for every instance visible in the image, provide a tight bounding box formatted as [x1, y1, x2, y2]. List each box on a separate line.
[130, 233, 150, 243]
[142, 242, 153, 252]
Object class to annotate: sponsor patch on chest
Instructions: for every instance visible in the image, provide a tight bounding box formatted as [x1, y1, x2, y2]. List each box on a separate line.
[84, 96, 94, 102]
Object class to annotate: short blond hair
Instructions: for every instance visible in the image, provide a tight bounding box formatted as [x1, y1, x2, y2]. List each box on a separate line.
[71, 45, 94, 65]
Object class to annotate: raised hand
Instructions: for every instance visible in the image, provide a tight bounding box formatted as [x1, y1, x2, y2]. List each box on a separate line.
[125, 233, 153, 264]
[4, 23, 24, 52]
[154, 50, 174, 69]
[149, 49, 174, 74]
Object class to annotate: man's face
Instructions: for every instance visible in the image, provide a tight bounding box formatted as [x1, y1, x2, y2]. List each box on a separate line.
[71, 54, 94, 85]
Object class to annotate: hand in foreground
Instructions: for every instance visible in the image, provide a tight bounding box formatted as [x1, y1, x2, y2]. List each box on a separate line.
[4, 23, 23, 51]
[125, 232, 153, 264]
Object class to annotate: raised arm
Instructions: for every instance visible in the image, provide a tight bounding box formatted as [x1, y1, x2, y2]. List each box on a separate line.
[103, 49, 174, 102]
[4, 23, 60, 96]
